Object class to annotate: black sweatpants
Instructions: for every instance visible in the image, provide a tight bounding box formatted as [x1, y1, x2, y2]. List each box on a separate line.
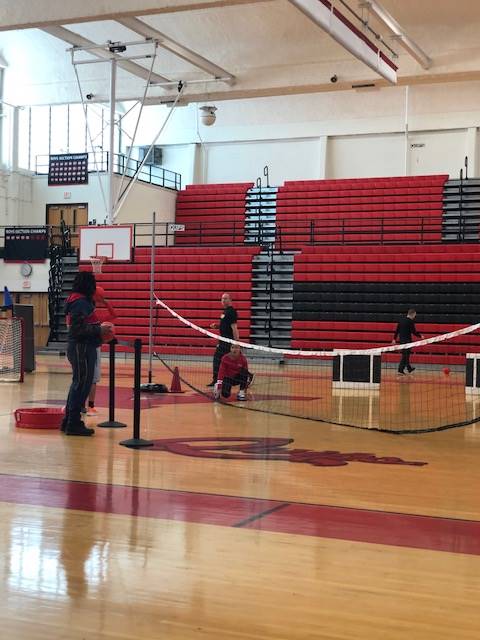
[221, 368, 252, 398]
[399, 348, 413, 373]
[213, 342, 231, 382]
[65, 341, 97, 426]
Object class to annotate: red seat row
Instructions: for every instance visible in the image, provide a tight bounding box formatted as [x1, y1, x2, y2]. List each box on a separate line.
[94, 246, 257, 349]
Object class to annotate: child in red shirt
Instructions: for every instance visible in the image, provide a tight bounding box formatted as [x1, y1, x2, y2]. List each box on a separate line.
[214, 344, 254, 401]
[83, 285, 117, 416]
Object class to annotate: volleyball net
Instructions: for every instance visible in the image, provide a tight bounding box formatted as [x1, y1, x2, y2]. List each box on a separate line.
[153, 295, 480, 434]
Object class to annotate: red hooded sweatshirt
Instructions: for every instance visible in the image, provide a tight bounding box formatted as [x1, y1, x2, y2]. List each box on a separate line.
[218, 352, 249, 380]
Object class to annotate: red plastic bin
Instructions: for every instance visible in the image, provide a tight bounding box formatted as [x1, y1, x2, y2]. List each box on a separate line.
[14, 407, 65, 430]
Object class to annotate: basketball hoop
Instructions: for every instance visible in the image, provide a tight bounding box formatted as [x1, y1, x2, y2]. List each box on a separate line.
[90, 256, 107, 275]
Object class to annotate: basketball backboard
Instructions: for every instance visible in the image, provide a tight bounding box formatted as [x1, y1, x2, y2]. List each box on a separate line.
[79, 225, 132, 262]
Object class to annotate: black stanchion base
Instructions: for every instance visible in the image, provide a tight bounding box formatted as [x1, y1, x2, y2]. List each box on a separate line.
[97, 420, 127, 429]
[119, 438, 154, 449]
[139, 383, 169, 393]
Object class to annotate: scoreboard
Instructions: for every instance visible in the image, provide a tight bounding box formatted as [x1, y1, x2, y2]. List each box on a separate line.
[48, 153, 89, 186]
[4, 227, 49, 261]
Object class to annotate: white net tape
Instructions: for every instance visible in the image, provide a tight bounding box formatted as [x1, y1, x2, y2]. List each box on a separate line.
[154, 295, 480, 357]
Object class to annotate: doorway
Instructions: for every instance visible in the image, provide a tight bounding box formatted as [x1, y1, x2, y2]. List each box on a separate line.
[46, 203, 88, 248]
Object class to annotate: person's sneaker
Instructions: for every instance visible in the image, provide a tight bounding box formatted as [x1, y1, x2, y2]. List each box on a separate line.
[213, 381, 222, 400]
[237, 390, 246, 401]
[206, 381, 215, 388]
[65, 423, 95, 436]
[80, 407, 87, 415]
[397, 371, 406, 376]
[408, 367, 416, 373]
[86, 406, 98, 417]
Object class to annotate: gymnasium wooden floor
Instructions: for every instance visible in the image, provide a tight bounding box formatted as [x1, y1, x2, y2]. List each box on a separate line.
[1, 353, 480, 639]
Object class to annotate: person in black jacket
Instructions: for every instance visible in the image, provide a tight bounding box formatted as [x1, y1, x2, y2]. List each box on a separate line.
[392, 308, 423, 375]
[61, 272, 109, 436]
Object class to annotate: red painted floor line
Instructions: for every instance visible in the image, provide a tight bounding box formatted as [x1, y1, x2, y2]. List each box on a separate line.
[0, 474, 282, 527]
[0, 473, 479, 555]
[243, 503, 480, 555]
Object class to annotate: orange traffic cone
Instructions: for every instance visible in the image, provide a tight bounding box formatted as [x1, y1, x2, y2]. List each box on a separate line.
[170, 367, 184, 393]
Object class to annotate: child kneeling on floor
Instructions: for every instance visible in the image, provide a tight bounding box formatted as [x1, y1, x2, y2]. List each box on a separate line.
[214, 344, 254, 401]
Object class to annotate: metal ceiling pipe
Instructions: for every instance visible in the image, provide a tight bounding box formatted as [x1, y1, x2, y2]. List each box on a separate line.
[360, 1, 432, 69]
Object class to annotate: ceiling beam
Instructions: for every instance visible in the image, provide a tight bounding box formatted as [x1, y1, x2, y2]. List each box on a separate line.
[360, 1, 432, 69]
[20, 67, 480, 107]
[112, 68, 480, 106]
[117, 17, 235, 84]
[42, 25, 171, 84]
[0, 0, 273, 32]
[288, 0, 397, 84]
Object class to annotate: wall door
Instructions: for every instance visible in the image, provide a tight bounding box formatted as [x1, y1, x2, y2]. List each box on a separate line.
[47, 204, 88, 248]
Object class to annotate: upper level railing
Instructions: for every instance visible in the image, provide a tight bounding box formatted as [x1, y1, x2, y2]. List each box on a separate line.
[131, 215, 474, 248]
[113, 154, 181, 191]
[34, 151, 181, 191]
[0, 215, 476, 257]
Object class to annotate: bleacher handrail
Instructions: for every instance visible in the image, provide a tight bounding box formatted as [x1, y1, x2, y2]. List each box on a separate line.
[0, 216, 477, 252]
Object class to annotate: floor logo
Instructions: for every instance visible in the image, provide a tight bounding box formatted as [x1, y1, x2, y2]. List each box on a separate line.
[151, 437, 427, 467]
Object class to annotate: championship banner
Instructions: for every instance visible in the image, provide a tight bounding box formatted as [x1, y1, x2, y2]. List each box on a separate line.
[4, 227, 49, 261]
[48, 153, 89, 186]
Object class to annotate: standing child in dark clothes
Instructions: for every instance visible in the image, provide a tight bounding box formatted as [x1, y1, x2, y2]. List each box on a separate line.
[62, 272, 110, 436]
[83, 284, 117, 417]
[392, 308, 423, 375]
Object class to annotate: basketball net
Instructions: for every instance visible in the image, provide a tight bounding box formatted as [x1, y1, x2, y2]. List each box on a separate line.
[90, 256, 107, 275]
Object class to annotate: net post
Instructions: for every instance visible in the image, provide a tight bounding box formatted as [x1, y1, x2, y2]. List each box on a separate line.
[120, 338, 154, 449]
[140, 234, 170, 394]
[147, 212, 155, 383]
[97, 339, 127, 429]
[18, 316, 24, 383]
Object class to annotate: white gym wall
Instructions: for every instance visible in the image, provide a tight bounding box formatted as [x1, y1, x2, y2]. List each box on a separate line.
[29, 175, 176, 226]
[0, 259, 50, 292]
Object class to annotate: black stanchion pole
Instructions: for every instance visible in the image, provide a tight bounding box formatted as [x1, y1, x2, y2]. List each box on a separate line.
[120, 338, 154, 449]
[98, 339, 127, 429]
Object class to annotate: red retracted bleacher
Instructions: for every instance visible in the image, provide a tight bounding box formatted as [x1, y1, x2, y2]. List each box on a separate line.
[276, 174, 448, 248]
[292, 244, 480, 365]
[175, 182, 253, 246]
[95, 246, 260, 354]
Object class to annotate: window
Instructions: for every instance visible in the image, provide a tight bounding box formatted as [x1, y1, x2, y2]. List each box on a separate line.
[17, 103, 117, 172]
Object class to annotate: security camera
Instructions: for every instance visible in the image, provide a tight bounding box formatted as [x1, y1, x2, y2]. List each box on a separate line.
[86, 93, 94, 101]
[330, 75, 338, 83]
[199, 105, 217, 126]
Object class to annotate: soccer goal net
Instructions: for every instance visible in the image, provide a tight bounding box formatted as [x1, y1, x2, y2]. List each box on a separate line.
[0, 317, 24, 383]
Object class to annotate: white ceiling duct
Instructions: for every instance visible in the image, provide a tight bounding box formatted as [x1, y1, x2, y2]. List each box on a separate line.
[361, 0, 432, 70]
[288, 0, 397, 83]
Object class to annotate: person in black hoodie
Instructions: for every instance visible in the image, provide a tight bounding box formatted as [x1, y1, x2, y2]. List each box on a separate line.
[62, 272, 109, 436]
